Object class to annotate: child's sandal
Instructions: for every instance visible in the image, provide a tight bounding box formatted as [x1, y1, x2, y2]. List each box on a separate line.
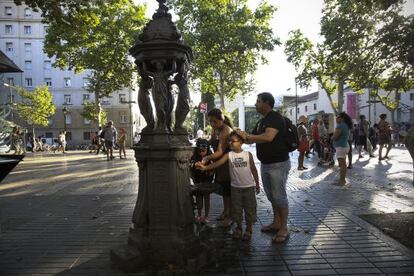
[232, 228, 242, 240]
[242, 230, 252, 241]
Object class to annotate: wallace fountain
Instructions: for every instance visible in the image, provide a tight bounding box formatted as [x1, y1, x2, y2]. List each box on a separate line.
[111, 0, 211, 272]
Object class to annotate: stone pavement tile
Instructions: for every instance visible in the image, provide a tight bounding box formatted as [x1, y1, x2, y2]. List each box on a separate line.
[334, 267, 383, 274]
[288, 263, 332, 270]
[284, 258, 327, 265]
[373, 260, 414, 268]
[246, 272, 292, 276]
[324, 257, 370, 264]
[330, 262, 376, 269]
[243, 265, 288, 273]
[290, 268, 337, 275]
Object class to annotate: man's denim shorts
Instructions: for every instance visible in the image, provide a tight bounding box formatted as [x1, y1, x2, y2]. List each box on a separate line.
[260, 160, 291, 208]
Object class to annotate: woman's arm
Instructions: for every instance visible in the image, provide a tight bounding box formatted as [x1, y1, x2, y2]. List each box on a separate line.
[197, 153, 229, 171]
[204, 126, 231, 161]
[333, 128, 342, 141]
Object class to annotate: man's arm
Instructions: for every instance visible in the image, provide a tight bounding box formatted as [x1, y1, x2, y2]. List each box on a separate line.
[238, 128, 278, 144]
[248, 152, 260, 194]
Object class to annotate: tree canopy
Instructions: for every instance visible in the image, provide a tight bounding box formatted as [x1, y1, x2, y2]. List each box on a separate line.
[16, 85, 56, 136]
[170, 0, 279, 109]
[285, 0, 414, 116]
[23, 0, 147, 125]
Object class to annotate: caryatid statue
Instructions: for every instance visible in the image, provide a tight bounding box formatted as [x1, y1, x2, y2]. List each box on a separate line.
[141, 59, 176, 131]
[137, 67, 154, 132]
[174, 62, 190, 132]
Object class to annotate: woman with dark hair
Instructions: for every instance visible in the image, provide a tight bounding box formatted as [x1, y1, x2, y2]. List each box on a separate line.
[378, 113, 392, 160]
[202, 108, 233, 226]
[333, 112, 352, 186]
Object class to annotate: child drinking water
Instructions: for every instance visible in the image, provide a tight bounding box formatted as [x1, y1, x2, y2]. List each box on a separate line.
[190, 139, 215, 223]
[197, 131, 260, 240]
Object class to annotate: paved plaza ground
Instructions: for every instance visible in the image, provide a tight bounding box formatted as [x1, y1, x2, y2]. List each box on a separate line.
[0, 146, 414, 275]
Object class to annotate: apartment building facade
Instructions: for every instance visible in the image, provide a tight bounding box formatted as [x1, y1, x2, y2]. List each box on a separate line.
[0, 0, 144, 146]
[284, 87, 414, 128]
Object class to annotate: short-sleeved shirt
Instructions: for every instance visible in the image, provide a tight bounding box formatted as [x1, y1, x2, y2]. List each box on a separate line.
[334, 122, 349, 148]
[253, 110, 289, 164]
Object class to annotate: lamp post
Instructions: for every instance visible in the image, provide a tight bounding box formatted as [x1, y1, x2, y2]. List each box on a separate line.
[62, 106, 68, 132]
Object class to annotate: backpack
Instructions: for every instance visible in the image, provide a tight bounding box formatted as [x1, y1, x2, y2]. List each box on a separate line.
[284, 117, 299, 152]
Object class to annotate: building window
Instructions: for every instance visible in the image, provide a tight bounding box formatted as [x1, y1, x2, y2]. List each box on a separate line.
[101, 97, 110, 105]
[5, 7, 12, 16]
[305, 105, 308, 112]
[83, 78, 90, 88]
[25, 78, 33, 87]
[410, 93, 414, 101]
[83, 94, 90, 103]
[65, 132, 72, 141]
[24, 43, 31, 53]
[6, 42, 13, 52]
[5, 25, 12, 34]
[24, 60, 32, 70]
[64, 78, 71, 87]
[289, 109, 292, 116]
[83, 132, 91, 140]
[314, 103, 317, 110]
[24, 26, 32, 35]
[65, 114, 72, 125]
[64, 94, 71, 105]
[84, 118, 91, 125]
[120, 114, 128, 123]
[44, 78, 52, 87]
[7, 78, 14, 86]
[119, 94, 126, 103]
[297, 107, 300, 114]
[44, 60, 51, 70]
[24, 8, 32, 17]
[45, 132, 53, 138]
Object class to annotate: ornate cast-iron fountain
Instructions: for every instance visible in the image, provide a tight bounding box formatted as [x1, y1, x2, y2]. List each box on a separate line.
[111, 0, 210, 272]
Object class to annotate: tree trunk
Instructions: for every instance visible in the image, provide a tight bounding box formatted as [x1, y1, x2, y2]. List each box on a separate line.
[321, 84, 338, 115]
[219, 74, 225, 110]
[94, 91, 101, 129]
[337, 79, 344, 113]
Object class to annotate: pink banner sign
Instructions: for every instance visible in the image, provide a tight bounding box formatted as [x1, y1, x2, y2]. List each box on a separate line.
[346, 93, 357, 119]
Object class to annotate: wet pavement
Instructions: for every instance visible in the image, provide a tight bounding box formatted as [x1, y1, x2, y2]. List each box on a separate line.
[0, 146, 413, 275]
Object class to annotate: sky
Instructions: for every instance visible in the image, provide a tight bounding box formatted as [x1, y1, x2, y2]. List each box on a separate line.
[133, 0, 323, 103]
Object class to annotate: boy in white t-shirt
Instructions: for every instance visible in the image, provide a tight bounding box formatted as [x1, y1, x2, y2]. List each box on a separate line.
[197, 131, 260, 241]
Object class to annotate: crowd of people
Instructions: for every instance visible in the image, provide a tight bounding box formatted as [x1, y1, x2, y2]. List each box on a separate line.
[188, 93, 414, 245]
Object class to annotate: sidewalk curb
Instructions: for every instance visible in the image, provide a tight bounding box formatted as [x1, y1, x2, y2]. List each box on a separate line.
[338, 209, 414, 258]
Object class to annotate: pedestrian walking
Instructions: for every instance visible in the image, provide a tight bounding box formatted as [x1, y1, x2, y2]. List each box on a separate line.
[237, 92, 291, 243]
[378, 113, 392, 160]
[58, 131, 66, 154]
[103, 121, 117, 161]
[197, 131, 260, 241]
[201, 108, 233, 227]
[312, 118, 322, 158]
[6, 126, 23, 154]
[405, 125, 414, 185]
[118, 128, 127, 159]
[333, 112, 353, 186]
[297, 115, 309, 170]
[356, 115, 374, 158]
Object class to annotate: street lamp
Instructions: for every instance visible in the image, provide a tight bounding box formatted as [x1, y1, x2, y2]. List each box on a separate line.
[62, 106, 68, 132]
